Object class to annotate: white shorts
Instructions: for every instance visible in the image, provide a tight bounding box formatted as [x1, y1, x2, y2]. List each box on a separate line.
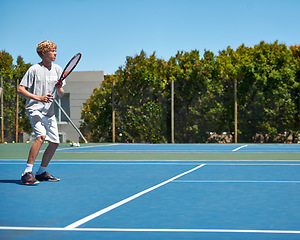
[28, 111, 60, 143]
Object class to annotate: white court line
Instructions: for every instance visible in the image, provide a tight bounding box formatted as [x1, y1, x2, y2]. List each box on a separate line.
[2, 161, 300, 166]
[0, 160, 206, 165]
[174, 180, 300, 183]
[43, 144, 120, 153]
[1, 159, 300, 162]
[205, 163, 300, 166]
[0, 226, 300, 234]
[232, 145, 248, 152]
[64, 164, 206, 230]
[0, 162, 204, 165]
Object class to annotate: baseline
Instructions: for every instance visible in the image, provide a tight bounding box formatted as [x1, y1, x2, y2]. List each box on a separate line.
[1, 226, 300, 234]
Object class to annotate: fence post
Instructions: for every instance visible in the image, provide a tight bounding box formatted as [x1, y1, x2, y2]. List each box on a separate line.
[16, 79, 19, 143]
[112, 79, 115, 143]
[234, 78, 238, 143]
[1, 76, 3, 143]
[171, 79, 174, 143]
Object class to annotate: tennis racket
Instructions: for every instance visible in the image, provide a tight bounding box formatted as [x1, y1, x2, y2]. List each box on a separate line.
[52, 53, 82, 94]
[51, 52, 87, 143]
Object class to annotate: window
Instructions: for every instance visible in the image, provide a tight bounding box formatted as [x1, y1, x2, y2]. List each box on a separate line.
[55, 93, 70, 123]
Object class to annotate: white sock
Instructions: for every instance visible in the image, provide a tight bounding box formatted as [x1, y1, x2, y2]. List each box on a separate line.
[23, 164, 33, 175]
[36, 166, 47, 175]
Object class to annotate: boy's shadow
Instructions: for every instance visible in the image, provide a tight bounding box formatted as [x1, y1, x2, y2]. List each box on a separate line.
[0, 180, 26, 185]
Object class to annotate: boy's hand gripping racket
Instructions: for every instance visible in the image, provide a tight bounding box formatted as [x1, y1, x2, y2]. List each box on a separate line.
[52, 53, 82, 94]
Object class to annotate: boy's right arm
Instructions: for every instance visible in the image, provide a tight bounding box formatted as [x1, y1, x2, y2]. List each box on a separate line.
[17, 85, 54, 103]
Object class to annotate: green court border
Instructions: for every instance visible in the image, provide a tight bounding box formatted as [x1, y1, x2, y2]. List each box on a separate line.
[1, 143, 299, 161]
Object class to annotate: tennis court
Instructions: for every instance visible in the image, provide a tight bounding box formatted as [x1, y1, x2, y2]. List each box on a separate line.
[0, 143, 300, 240]
[55, 143, 300, 153]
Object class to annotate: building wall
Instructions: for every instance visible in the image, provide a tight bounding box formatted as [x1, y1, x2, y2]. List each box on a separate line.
[57, 71, 104, 142]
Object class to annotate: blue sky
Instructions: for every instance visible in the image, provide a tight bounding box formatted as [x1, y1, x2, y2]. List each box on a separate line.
[0, 0, 299, 74]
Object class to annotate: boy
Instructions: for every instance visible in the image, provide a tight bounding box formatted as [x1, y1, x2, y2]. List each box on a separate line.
[17, 40, 65, 185]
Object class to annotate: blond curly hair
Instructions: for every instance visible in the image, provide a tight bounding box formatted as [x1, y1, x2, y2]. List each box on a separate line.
[36, 40, 57, 58]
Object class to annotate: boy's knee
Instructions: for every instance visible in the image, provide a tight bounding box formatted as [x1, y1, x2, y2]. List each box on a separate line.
[36, 136, 46, 142]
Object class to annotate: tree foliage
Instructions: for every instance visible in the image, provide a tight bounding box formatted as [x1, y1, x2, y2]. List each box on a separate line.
[81, 41, 300, 143]
[80, 74, 114, 142]
[217, 42, 298, 142]
[0, 50, 32, 142]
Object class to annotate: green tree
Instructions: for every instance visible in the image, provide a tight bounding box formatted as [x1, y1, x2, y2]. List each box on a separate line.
[0, 51, 31, 142]
[15, 56, 32, 135]
[81, 51, 169, 143]
[289, 44, 300, 133]
[290, 45, 300, 77]
[217, 41, 298, 142]
[80, 74, 114, 142]
[167, 50, 225, 142]
[114, 51, 168, 143]
[81, 41, 299, 143]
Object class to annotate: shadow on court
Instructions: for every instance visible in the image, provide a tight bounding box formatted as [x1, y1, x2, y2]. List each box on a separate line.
[0, 180, 26, 185]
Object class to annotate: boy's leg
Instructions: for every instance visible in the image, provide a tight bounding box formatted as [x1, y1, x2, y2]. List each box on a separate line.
[21, 136, 45, 184]
[35, 141, 60, 181]
[40, 142, 59, 168]
[27, 136, 46, 165]
[39, 114, 59, 168]
[34, 114, 60, 181]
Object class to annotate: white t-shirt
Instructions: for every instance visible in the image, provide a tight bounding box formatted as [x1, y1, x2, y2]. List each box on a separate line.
[20, 63, 64, 116]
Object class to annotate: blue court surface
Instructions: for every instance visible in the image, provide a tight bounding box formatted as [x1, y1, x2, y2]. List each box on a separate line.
[1, 156, 300, 239]
[56, 143, 300, 153]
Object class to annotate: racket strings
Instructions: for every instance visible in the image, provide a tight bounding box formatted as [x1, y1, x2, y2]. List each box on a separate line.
[60, 53, 81, 81]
